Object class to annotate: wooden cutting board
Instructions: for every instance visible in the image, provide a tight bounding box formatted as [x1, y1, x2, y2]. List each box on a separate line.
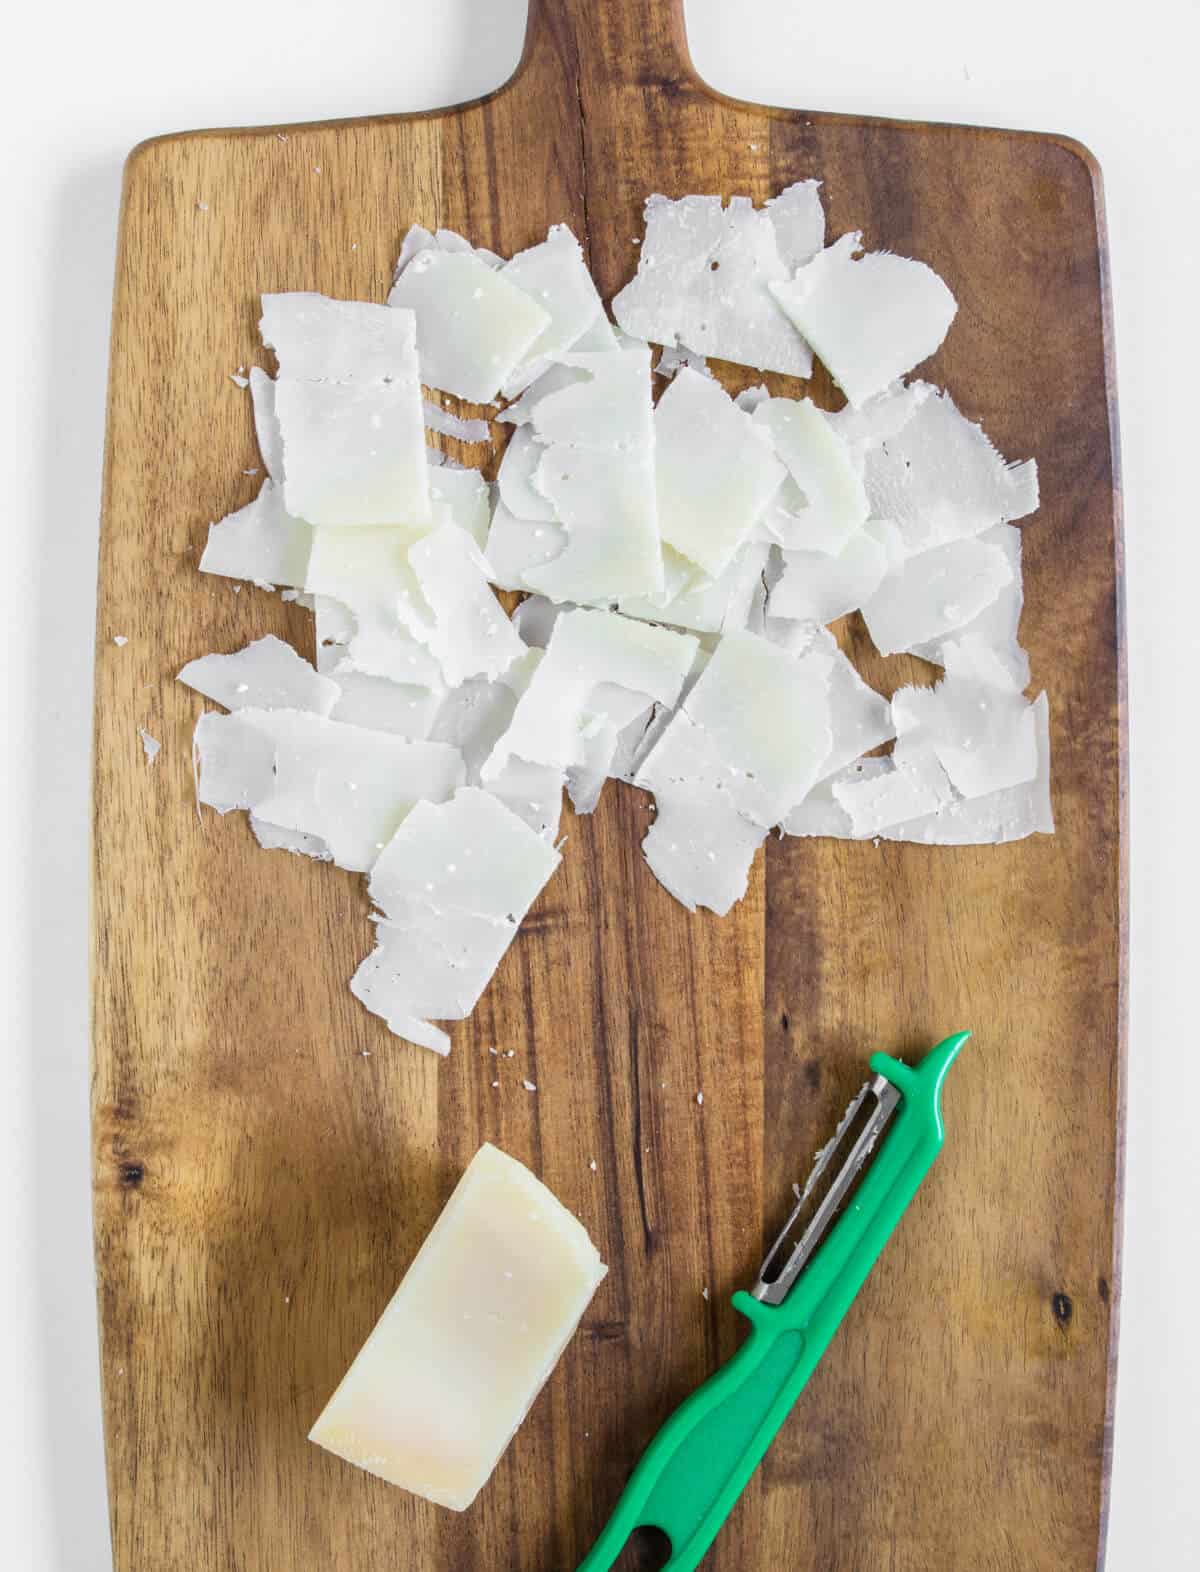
[91, 2, 1125, 1568]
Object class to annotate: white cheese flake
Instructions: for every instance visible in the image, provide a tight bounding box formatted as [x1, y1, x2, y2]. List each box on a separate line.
[863, 384, 1039, 554]
[769, 233, 957, 407]
[909, 523, 1030, 687]
[654, 368, 785, 578]
[814, 637, 896, 781]
[200, 480, 312, 589]
[178, 634, 340, 716]
[891, 672, 1039, 801]
[770, 523, 897, 626]
[752, 397, 869, 555]
[634, 631, 833, 911]
[408, 525, 526, 687]
[613, 186, 821, 376]
[483, 608, 697, 784]
[675, 630, 834, 823]
[389, 247, 551, 403]
[620, 541, 770, 637]
[303, 527, 444, 688]
[881, 693, 1053, 844]
[500, 225, 607, 396]
[860, 536, 1014, 657]
[261, 294, 431, 526]
[194, 707, 464, 872]
[497, 425, 557, 522]
[427, 462, 492, 548]
[351, 789, 561, 1048]
[518, 346, 663, 603]
[831, 740, 955, 837]
[250, 818, 332, 861]
[484, 503, 568, 593]
[248, 366, 285, 482]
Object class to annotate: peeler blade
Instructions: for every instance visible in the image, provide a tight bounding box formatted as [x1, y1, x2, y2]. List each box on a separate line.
[750, 1072, 902, 1306]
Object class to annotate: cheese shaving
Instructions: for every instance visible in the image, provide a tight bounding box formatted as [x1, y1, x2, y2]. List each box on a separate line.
[351, 789, 561, 1050]
[261, 294, 431, 526]
[178, 634, 339, 715]
[654, 368, 785, 578]
[613, 186, 821, 376]
[769, 233, 957, 407]
[388, 246, 551, 404]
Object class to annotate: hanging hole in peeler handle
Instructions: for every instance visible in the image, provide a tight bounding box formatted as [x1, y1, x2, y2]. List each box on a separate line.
[611, 1525, 673, 1571]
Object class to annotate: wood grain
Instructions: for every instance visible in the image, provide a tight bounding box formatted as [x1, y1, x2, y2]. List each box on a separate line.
[91, 1, 1125, 1568]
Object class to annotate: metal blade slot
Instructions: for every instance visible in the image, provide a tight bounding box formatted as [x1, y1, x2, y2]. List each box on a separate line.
[751, 1073, 902, 1306]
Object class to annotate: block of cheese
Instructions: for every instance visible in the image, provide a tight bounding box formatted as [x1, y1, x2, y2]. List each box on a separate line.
[308, 1142, 607, 1509]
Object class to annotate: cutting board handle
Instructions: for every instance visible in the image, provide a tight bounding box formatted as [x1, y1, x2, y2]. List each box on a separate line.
[520, 0, 697, 93]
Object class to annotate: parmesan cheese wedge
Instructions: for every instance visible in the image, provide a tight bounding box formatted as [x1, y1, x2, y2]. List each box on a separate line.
[309, 1142, 606, 1510]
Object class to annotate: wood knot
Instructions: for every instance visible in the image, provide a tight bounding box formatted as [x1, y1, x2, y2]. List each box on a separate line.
[1097, 1276, 1110, 1304]
[779, 1011, 790, 1033]
[802, 1059, 822, 1091]
[1051, 1291, 1073, 1328]
[584, 1319, 627, 1345]
[119, 1162, 145, 1189]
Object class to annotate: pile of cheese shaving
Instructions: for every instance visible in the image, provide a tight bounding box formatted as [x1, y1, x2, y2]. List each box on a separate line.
[183, 184, 1048, 1053]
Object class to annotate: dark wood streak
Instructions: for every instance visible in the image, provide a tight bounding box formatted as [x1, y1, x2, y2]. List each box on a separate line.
[91, 1, 1124, 1568]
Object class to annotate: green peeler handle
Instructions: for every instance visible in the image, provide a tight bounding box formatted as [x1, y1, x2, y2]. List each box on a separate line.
[575, 1031, 970, 1572]
[574, 1305, 811, 1572]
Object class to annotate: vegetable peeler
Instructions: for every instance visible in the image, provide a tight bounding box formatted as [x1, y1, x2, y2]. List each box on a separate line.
[576, 1030, 970, 1572]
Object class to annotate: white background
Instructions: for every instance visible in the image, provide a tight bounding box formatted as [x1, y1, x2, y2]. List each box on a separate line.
[2, 0, 1197, 1566]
